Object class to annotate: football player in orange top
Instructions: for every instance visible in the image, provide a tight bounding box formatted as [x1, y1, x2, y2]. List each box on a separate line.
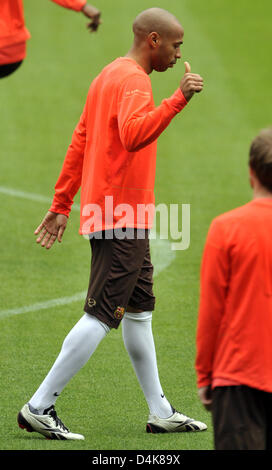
[17, 8, 206, 441]
[0, 0, 101, 78]
[196, 128, 272, 449]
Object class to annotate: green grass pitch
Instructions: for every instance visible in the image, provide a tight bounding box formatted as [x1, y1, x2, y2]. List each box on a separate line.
[0, 0, 272, 452]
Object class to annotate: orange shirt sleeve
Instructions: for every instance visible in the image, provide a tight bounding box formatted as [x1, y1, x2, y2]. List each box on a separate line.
[50, 105, 87, 217]
[195, 219, 230, 388]
[117, 74, 187, 152]
[50, 0, 87, 11]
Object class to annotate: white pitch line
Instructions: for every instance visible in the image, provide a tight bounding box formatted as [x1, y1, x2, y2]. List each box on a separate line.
[0, 243, 174, 319]
[0, 292, 87, 320]
[0, 186, 80, 211]
[0, 186, 175, 319]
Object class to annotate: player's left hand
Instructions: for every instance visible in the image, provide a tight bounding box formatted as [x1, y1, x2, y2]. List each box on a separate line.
[82, 3, 102, 32]
[198, 385, 212, 411]
[180, 62, 204, 102]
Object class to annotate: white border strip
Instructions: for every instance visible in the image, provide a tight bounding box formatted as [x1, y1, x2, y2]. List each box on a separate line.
[0, 186, 80, 211]
[0, 292, 86, 320]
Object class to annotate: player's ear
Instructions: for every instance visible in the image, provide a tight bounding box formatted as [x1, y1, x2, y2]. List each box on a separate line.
[148, 32, 161, 49]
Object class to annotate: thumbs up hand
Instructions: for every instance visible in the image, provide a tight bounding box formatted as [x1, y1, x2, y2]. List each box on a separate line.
[180, 62, 203, 102]
[184, 61, 191, 74]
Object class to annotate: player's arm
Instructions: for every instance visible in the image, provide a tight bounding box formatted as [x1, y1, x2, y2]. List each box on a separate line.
[50, 0, 101, 32]
[35, 107, 87, 249]
[195, 219, 229, 409]
[81, 3, 101, 32]
[118, 63, 203, 152]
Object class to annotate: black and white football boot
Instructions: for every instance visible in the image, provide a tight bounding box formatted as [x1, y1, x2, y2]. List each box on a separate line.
[146, 406, 207, 433]
[17, 403, 85, 440]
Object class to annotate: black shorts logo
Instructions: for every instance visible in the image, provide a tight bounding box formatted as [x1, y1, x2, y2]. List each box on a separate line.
[87, 297, 96, 308]
[114, 306, 125, 320]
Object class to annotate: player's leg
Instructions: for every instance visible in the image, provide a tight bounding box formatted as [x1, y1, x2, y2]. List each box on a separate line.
[121, 234, 172, 418]
[28, 313, 109, 412]
[18, 233, 115, 440]
[266, 391, 272, 450]
[18, 313, 109, 440]
[122, 310, 173, 417]
[212, 385, 266, 449]
[122, 233, 207, 433]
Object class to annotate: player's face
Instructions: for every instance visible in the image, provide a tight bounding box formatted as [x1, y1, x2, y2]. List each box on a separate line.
[152, 25, 184, 72]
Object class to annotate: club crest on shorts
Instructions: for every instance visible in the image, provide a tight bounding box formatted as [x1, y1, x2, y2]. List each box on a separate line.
[114, 306, 125, 319]
[87, 297, 96, 308]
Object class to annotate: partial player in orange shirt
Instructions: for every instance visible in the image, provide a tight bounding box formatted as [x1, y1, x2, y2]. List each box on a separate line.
[17, 8, 206, 441]
[196, 127, 272, 450]
[0, 0, 101, 79]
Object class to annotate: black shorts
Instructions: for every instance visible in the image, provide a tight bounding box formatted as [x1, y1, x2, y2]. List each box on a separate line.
[0, 61, 23, 79]
[84, 229, 155, 329]
[212, 385, 272, 450]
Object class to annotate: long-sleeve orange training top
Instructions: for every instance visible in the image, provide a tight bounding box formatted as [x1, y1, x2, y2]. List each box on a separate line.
[196, 198, 272, 393]
[0, 0, 87, 65]
[50, 57, 187, 234]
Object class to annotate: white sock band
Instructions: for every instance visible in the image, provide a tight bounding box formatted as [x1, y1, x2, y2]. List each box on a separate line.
[29, 313, 109, 412]
[122, 310, 172, 418]
[124, 311, 152, 322]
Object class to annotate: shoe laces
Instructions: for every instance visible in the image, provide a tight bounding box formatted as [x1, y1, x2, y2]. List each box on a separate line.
[47, 406, 69, 432]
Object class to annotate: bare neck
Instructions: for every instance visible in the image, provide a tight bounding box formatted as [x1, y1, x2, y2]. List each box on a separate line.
[125, 45, 152, 75]
[252, 185, 272, 200]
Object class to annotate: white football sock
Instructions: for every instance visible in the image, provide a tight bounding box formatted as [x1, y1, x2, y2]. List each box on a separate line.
[122, 311, 173, 418]
[29, 313, 110, 413]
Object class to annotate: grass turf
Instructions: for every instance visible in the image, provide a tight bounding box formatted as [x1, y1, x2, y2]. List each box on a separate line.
[0, 0, 272, 453]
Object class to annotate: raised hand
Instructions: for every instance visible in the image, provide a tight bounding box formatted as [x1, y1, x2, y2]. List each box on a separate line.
[180, 61, 204, 102]
[81, 3, 102, 32]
